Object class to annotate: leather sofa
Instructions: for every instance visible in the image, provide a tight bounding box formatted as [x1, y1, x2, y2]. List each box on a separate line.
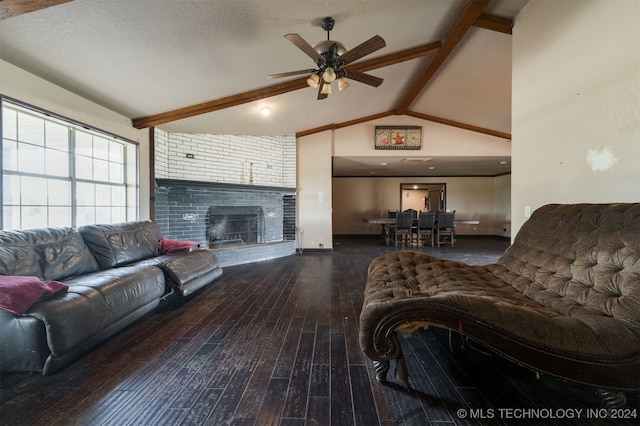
[0, 220, 222, 375]
[359, 203, 639, 407]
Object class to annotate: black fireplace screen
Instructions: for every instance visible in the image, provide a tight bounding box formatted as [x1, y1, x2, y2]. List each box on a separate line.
[206, 206, 265, 247]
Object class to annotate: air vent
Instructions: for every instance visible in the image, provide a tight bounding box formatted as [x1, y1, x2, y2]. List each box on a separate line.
[402, 157, 432, 163]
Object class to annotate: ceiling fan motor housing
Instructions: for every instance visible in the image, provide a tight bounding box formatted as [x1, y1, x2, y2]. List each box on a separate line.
[313, 40, 347, 56]
[313, 41, 346, 74]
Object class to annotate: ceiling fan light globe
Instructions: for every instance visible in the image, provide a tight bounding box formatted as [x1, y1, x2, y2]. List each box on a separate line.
[322, 67, 337, 83]
[306, 73, 320, 88]
[321, 83, 332, 95]
[313, 40, 347, 56]
[337, 77, 349, 91]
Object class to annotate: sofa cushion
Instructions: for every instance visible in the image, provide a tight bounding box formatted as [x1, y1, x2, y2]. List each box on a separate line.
[25, 264, 165, 357]
[0, 227, 99, 281]
[138, 250, 223, 296]
[79, 221, 164, 269]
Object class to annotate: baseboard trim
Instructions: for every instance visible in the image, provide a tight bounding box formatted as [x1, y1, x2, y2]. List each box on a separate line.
[333, 234, 510, 241]
[299, 248, 334, 253]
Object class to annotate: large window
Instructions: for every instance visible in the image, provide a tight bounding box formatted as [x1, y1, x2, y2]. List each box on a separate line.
[1, 99, 138, 230]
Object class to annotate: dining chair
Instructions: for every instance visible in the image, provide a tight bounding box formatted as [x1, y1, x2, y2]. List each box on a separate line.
[395, 210, 414, 247]
[417, 211, 436, 247]
[387, 210, 397, 243]
[436, 210, 456, 247]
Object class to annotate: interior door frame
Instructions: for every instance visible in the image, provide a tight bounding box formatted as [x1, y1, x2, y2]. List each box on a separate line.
[399, 183, 446, 212]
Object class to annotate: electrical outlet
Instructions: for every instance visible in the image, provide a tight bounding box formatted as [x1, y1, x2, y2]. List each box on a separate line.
[524, 206, 531, 217]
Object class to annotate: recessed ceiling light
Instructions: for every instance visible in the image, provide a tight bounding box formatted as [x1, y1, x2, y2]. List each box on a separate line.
[380, 162, 388, 166]
[428, 166, 435, 170]
[499, 161, 508, 165]
[260, 107, 270, 116]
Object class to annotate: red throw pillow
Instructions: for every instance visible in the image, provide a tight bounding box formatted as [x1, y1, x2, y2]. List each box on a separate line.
[0, 276, 68, 315]
[158, 237, 201, 254]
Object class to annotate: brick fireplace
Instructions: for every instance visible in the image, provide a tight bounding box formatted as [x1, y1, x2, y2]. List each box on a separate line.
[154, 179, 296, 266]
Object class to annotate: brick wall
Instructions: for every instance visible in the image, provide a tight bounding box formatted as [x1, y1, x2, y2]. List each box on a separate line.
[154, 128, 170, 178]
[154, 180, 294, 247]
[154, 129, 296, 187]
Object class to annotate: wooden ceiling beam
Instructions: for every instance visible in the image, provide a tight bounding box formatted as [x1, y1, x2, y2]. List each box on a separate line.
[132, 80, 307, 129]
[405, 110, 511, 139]
[347, 41, 441, 72]
[396, 0, 490, 114]
[0, 0, 72, 20]
[296, 111, 396, 138]
[473, 13, 513, 35]
[132, 41, 441, 129]
[296, 109, 509, 139]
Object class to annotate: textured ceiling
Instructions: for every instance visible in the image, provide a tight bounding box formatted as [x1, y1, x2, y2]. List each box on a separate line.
[0, 0, 528, 176]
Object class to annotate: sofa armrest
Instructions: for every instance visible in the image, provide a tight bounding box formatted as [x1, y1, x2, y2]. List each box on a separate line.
[154, 250, 223, 296]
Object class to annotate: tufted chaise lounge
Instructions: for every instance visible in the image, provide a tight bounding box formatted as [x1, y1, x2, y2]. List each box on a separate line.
[359, 203, 639, 407]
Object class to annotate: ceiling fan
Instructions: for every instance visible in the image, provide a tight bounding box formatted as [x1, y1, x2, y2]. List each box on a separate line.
[268, 17, 386, 100]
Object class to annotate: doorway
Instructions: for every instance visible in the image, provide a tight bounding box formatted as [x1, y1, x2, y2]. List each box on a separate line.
[400, 183, 446, 212]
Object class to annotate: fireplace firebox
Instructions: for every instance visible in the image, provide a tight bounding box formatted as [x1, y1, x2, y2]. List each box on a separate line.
[206, 206, 265, 247]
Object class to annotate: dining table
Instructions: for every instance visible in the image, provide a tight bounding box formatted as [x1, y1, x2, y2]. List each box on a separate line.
[363, 217, 480, 246]
[362, 218, 397, 245]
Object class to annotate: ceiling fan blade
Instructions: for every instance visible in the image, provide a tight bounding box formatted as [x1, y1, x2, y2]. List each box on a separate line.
[317, 77, 328, 100]
[339, 35, 386, 65]
[268, 69, 314, 79]
[343, 69, 384, 87]
[285, 33, 324, 62]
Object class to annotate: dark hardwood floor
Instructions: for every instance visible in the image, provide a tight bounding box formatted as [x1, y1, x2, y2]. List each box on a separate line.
[1, 236, 638, 425]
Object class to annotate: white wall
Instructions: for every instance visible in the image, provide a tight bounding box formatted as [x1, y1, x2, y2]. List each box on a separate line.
[494, 173, 512, 237]
[511, 0, 640, 236]
[334, 115, 510, 158]
[0, 59, 152, 218]
[297, 131, 334, 249]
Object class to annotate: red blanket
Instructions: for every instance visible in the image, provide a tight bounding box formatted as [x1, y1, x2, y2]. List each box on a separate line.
[158, 237, 201, 254]
[0, 276, 68, 315]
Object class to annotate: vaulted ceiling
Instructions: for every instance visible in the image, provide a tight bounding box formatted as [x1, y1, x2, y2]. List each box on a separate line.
[0, 0, 529, 176]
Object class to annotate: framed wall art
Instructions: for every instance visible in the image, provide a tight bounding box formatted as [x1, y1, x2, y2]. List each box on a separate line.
[374, 126, 422, 150]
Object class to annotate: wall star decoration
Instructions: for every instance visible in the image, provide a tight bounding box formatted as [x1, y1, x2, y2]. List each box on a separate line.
[374, 126, 422, 150]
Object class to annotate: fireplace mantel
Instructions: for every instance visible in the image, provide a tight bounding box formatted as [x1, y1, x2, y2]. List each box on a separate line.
[156, 178, 295, 194]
